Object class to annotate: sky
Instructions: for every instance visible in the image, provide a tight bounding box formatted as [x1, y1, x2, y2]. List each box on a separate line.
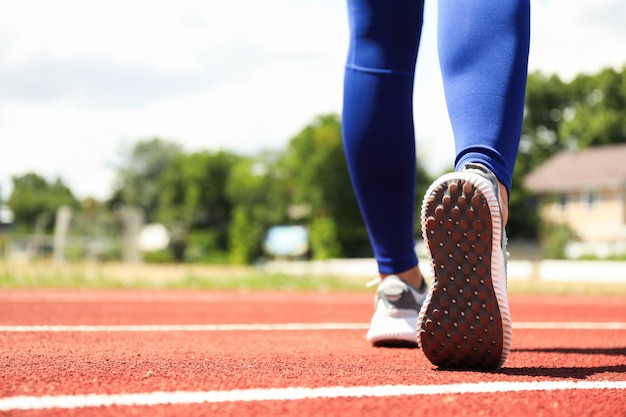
[1, 0, 625, 201]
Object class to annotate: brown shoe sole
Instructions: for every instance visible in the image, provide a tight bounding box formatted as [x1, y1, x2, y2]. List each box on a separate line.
[418, 172, 511, 370]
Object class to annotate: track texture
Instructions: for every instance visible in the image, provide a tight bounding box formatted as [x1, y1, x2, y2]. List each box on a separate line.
[1, 290, 625, 416]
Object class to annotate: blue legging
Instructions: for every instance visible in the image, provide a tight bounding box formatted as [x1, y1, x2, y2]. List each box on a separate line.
[342, 0, 530, 274]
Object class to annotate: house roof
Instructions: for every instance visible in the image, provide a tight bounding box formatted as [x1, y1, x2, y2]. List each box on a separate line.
[524, 143, 626, 193]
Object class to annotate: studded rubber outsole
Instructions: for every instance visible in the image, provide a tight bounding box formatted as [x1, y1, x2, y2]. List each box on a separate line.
[417, 171, 512, 370]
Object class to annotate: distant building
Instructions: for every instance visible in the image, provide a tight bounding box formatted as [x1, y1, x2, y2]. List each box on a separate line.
[524, 143, 626, 257]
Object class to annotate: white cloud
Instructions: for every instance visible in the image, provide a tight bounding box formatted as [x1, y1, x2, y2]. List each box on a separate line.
[529, 0, 626, 79]
[0, 0, 624, 200]
[4, 1, 221, 70]
[0, 0, 348, 199]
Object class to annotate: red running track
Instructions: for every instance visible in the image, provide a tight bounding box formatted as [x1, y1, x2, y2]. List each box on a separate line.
[0, 289, 625, 416]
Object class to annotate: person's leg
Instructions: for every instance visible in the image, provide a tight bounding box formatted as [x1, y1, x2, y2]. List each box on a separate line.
[342, 0, 427, 347]
[417, 1, 530, 369]
[439, 0, 530, 196]
[342, 0, 425, 283]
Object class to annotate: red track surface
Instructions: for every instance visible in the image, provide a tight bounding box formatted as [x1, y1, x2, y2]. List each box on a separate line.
[1, 290, 625, 416]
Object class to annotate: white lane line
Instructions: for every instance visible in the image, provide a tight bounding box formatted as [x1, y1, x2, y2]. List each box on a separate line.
[0, 292, 368, 304]
[1, 380, 625, 411]
[1, 322, 626, 332]
[514, 322, 626, 330]
[0, 323, 370, 332]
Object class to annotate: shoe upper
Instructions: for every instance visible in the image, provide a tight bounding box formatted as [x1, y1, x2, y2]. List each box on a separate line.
[373, 275, 427, 317]
[462, 163, 509, 273]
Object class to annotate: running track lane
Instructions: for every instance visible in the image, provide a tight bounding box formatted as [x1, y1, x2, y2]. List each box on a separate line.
[0, 290, 625, 417]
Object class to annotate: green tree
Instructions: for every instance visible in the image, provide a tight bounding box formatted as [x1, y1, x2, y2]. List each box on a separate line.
[507, 72, 562, 239]
[111, 138, 183, 223]
[7, 173, 78, 232]
[560, 66, 626, 148]
[157, 150, 240, 262]
[414, 161, 435, 237]
[226, 153, 290, 263]
[281, 114, 370, 259]
[519, 66, 626, 173]
[508, 161, 540, 239]
[272, 113, 435, 260]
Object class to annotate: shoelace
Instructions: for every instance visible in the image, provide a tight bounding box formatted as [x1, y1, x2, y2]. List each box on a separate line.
[365, 277, 380, 288]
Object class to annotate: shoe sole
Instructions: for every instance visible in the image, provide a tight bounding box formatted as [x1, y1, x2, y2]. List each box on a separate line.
[417, 172, 512, 369]
[367, 313, 419, 348]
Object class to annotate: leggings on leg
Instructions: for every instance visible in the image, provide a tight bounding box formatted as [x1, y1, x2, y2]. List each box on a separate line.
[342, 0, 530, 274]
[439, 0, 530, 193]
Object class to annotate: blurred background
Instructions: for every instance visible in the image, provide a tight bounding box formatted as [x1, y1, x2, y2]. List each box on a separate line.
[1, 1, 625, 275]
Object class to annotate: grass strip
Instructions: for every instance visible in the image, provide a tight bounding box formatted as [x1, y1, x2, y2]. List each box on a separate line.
[2, 261, 626, 295]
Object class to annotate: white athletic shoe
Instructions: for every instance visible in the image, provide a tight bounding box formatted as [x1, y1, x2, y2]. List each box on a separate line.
[366, 275, 428, 347]
[417, 163, 512, 369]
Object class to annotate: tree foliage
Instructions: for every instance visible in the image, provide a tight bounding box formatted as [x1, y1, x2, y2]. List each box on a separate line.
[157, 150, 240, 261]
[6, 66, 625, 262]
[520, 65, 626, 171]
[225, 153, 290, 263]
[7, 173, 77, 232]
[111, 138, 183, 223]
[280, 114, 370, 259]
[563, 67, 626, 148]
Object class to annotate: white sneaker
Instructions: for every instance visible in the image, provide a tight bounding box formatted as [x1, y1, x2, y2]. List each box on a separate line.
[417, 163, 512, 369]
[366, 275, 428, 347]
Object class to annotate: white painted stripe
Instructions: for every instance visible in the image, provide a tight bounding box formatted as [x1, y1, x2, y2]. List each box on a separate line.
[0, 322, 625, 332]
[514, 322, 626, 330]
[1, 380, 625, 411]
[0, 323, 369, 332]
[0, 292, 368, 304]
